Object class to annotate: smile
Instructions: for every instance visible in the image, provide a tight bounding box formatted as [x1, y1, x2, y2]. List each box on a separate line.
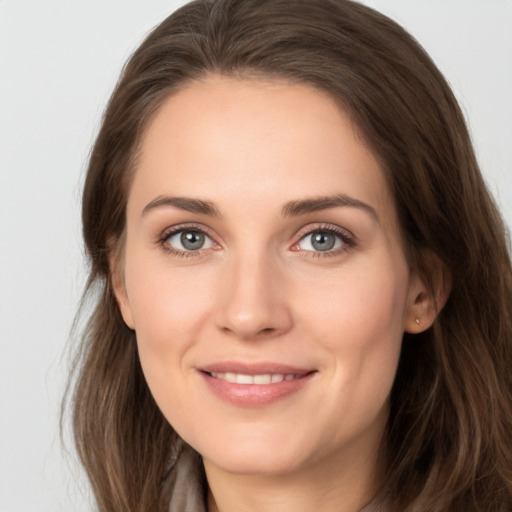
[209, 372, 300, 384]
[199, 364, 316, 407]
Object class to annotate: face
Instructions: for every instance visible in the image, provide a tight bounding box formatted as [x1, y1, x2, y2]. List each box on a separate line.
[114, 76, 427, 479]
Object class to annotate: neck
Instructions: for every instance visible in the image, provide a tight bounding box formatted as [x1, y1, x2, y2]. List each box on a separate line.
[204, 442, 383, 512]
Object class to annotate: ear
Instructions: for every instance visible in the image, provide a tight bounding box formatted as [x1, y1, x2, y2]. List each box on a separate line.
[109, 251, 135, 330]
[404, 253, 451, 334]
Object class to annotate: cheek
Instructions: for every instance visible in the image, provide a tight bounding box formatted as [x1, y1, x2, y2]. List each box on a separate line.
[289, 262, 408, 444]
[124, 265, 217, 435]
[124, 253, 216, 382]
[297, 258, 409, 398]
[126, 248, 212, 331]
[301, 261, 408, 342]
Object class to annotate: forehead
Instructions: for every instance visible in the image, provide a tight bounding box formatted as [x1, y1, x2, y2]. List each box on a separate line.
[130, 75, 395, 225]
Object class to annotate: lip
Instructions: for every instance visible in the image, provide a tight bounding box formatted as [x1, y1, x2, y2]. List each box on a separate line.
[198, 361, 316, 407]
[201, 361, 312, 375]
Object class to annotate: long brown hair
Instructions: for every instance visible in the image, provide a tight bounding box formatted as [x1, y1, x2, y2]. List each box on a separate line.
[67, 0, 512, 510]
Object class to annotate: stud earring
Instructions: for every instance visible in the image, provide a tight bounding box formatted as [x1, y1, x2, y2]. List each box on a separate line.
[415, 318, 420, 325]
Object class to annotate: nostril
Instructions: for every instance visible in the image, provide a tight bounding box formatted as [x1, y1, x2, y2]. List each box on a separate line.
[220, 325, 278, 340]
[215, 296, 293, 339]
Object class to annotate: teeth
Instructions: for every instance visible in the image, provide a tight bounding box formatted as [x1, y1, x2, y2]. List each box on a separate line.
[236, 374, 253, 384]
[254, 374, 272, 384]
[210, 372, 298, 384]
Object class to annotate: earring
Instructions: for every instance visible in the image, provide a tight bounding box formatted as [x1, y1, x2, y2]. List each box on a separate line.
[415, 318, 420, 325]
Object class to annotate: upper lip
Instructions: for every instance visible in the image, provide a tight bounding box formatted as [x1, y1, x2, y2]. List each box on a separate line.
[199, 361, 314, 376]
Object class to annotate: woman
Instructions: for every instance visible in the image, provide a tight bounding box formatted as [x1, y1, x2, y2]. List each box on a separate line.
[69, 0, 512, 511]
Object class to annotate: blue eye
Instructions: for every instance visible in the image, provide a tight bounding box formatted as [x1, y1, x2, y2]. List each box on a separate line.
[297, 230, 345, 252]
[165, 229, 214, 251]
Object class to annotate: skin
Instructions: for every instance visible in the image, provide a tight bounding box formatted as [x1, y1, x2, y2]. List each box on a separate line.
[113, 76, 438, 512]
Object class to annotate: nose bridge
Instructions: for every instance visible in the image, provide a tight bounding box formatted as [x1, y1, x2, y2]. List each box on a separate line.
[215, 245, 292, 339]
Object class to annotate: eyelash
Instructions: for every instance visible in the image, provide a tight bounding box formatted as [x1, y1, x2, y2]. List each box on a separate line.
[292, 224, 356, 258]
[157, 224, 218, 259]
[157, 223, 356, 259]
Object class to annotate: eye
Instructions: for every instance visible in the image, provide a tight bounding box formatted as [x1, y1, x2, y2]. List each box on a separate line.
[294, 227, 353, 254]
[298, 230, 342, 251]
[164, 229, 215, 252]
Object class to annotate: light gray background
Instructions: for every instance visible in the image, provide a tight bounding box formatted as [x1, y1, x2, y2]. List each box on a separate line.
[0, 1, 511, 511]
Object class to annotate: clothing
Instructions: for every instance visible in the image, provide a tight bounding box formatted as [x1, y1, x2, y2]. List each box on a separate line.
[167, 443, 387, 512]
[166, 444, 207, 512]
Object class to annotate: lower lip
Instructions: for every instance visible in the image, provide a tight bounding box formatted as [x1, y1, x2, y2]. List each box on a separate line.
[199, 372, 315, 407]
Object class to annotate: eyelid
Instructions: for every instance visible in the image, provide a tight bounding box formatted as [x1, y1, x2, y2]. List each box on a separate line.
[156, 222, 355, 257]
[290, 223, 356, 254]
[157, 223, 221, 256]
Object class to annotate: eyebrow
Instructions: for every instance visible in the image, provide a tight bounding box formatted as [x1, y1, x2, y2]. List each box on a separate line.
[141, 196, 221, 217]
[141, 193, 378, 221]
[282, 194, 378, 220]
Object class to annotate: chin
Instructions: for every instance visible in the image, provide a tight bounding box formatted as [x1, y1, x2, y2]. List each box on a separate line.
[204, 447, 308, 477]
[184, 422, 320, 477]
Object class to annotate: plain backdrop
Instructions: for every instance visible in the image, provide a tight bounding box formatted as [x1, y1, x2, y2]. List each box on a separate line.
[0, 1, 511, 511]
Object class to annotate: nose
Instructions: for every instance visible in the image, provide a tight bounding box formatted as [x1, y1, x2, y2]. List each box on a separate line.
[214, 251, 293, 341]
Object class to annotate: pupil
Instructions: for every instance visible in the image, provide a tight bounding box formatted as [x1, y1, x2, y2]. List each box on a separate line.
[181, 231, 205, 250]
[312, 231, 335, 251]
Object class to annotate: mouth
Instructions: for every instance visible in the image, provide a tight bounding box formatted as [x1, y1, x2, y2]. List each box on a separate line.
[205, 372, 307, 385]
[198, 363, 316, 407]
